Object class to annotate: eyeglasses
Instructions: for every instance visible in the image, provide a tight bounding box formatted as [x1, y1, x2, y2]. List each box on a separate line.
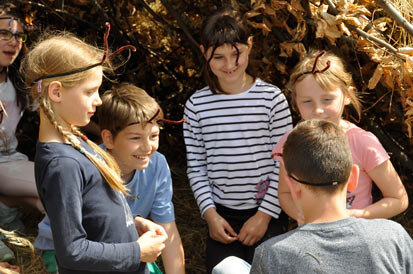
[0, 29, 27, 43]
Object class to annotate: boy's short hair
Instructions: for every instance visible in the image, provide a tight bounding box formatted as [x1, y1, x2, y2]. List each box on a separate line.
[97, 83, 163, 137]
[283, 119, 352, 193]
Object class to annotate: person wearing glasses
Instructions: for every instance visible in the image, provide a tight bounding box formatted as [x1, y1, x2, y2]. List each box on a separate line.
[0, 4, 44, 238]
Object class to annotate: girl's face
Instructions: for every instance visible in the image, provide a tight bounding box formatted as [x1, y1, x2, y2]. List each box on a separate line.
[0, 17, 24, 69]
[205, 41, 251, 88]
[54, 67, 103, 128]
[294, 75, 349, 125]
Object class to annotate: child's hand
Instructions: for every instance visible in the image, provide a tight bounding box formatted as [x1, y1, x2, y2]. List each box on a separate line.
[238, 211, 271, 246]
[0, 262, 20, 274]
[135, 216, 168, 239]
[138, 230, 168, 263]
[204, 208, 237, 244]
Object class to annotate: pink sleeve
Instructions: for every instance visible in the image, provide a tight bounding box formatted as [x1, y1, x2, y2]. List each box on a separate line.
[272, 131, 291, 164]
[348, 129, 390, 172]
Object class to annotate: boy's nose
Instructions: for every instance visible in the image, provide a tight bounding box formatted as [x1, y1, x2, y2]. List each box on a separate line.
[141, 139, 152, 153]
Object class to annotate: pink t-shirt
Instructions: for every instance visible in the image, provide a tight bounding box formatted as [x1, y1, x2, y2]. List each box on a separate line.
[272, 121, 389, 209]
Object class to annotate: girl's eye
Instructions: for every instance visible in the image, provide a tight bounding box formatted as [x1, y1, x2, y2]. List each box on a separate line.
[213, 56, 223, 60]
[87, 89, 97, 96]
[151, 134, 159, 139]
[302, 100, 311, 103]
[130, 137, 140, 141]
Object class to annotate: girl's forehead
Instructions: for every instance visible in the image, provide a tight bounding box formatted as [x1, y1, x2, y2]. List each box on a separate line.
[295, 75, 342, 95]
[0, 17, 23, 31]
[209, 43, 247, 53]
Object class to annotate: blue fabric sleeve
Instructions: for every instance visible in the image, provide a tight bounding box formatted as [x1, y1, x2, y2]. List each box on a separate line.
[149, 154, 175, 223]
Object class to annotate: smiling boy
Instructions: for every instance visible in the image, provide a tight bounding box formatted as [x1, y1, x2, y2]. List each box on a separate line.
[97, 83, 185, 274]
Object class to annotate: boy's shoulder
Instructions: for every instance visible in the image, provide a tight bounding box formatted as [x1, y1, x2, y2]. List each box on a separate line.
[259, 217, 411, 250]
[149, 151, 167, 165]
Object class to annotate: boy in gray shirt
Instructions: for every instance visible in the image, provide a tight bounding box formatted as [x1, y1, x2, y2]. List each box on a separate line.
[213, 119, 412, 274]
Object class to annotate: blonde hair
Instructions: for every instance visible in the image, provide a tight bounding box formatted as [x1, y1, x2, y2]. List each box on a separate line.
[98, 82, 163, 137]
[287, 49, 362, 120]
[21, 32, 128, 195]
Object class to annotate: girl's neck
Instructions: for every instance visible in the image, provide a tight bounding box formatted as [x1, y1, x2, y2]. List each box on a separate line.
[0, 67, 6, 83]
[338, 119, 350, 131]
[219, 73, 254, 95]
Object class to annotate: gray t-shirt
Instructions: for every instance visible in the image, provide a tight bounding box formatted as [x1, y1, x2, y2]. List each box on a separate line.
[250, 217, 412, 274]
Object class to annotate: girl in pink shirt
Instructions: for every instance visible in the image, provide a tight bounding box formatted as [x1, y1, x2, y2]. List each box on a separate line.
[273, 50, 408, 223]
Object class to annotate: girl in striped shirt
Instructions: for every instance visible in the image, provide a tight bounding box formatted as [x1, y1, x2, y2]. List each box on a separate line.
[183, 7, 293, 273]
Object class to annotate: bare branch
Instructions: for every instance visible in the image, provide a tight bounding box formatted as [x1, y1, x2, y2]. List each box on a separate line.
[376, 0, 413, 37]
[159, 0, 201, 57]
[138, 0, 180, 32]
[13, 0, 99, 30]
[324, 0, 405, 60]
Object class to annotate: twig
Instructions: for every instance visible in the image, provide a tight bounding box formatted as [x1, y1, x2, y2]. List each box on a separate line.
[138, 0, 180, 32]
[159, 0, 201, 56]
[376, 0, 413, 37]
[323, 0, 404, 60]
[13, 0, 99, 30]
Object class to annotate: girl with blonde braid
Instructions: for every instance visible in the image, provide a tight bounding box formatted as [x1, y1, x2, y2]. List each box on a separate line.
[21, 29, 167, 274]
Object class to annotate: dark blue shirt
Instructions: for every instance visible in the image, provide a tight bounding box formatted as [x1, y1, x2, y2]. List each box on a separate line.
[35, 140, 147, 274]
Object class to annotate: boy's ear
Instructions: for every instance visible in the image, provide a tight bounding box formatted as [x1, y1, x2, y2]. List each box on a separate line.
[48, 81, 63, 103]
[101, 129, 115, 150]
[346, 165, 359, 192]
[286, 174, 302, 200]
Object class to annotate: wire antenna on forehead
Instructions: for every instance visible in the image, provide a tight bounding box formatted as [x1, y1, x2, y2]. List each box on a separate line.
[34, 22, 136, 86]
[126, 108, 185, 129]
[311, 50, 330, 74]
[148, 108, 185, 124]
[294, 50, 331, 82]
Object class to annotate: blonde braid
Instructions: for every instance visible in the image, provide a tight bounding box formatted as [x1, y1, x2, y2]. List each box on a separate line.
[71, 127, 129, 195]
[40, 96, 129, 195]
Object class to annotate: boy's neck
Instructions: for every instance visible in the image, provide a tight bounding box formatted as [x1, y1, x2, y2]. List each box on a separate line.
[121, 170, 135, 184]
[219, 73, 254, 94]
[301, 190, 349, 224]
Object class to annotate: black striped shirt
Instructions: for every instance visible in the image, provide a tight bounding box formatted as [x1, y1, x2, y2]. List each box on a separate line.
[183, 79, 293, 218]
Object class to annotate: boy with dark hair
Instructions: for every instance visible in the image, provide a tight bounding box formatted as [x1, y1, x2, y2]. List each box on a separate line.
[213, 119, 412, 274]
